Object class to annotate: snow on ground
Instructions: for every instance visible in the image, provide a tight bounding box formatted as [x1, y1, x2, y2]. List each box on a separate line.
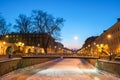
[0, 58, 120, 80]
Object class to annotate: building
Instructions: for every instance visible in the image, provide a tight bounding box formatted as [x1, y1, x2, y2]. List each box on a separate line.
[54, 42, 64, 54]
[4, 33, 54, 47]
[77, 36, 98, 56]
[92, 18, 120, 56]
[1, 33, 55, 54]
[82, 36, 98, 48]
[63, 47, 72, 54]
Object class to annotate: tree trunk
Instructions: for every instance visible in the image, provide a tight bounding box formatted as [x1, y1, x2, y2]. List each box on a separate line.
[43, 47, 47, 54]
[44, 35, 50, 54]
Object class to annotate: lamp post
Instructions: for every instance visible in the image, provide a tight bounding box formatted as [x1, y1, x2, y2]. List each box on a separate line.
[16, 42, 24, 55]
[3, 41, 6, 55]
[54, 46, 57, 53]
[107, 34, 112, 60]
[96, 44, 100, 57]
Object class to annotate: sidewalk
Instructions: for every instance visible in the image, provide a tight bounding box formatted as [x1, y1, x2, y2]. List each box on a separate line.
[0, 55, 21, 62]
[99, 59, 120, 64]
[0, 55, 8, 61]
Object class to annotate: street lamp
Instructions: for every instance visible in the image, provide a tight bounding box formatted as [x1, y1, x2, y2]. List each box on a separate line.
[3, 41, 6, 45]
[107, 34, 112, 48]
[88, 45, 91, 55]
[92, 42, 97, 56]
[95, 44, 101, 58]
[2, 41, 6, 55]
[107, 34, 112, 60]
[107, 34, 112, 46]
[107, 34, 111, 39]
[5, 35, 9, 38]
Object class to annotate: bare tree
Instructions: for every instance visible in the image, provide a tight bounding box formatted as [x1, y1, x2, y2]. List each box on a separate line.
[0, 14, 10, 36]
[50, 18, 64, 41]
[31, 10, 64, 53]
[14, 14, 32, 33]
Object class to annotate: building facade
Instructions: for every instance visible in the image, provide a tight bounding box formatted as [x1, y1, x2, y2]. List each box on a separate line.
[78, 18, 120, 57]
[4, 33, 54, 47]
[77, 36, 98, 56]
[54, 42, 64, 54]
[92, 19, 120, 56]
[2, 33, 55, 54]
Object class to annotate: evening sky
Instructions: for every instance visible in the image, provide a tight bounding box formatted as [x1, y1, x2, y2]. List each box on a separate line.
[0, 0, 120, 49]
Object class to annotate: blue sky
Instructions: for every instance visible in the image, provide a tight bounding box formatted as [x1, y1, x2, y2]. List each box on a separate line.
[0, 0, 120, 49]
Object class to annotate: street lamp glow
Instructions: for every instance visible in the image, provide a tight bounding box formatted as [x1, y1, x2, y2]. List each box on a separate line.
[96, 44, 99, 47]
[22, 43, 24, 46]
[94, 42, 96, 45]
[107, 34, 111, 39]
[88, 45, 90, 47]
[3, 41, 6, 44]
[100, 44, 104, 47]
[6, 35, 9, 38]
[18, 42, 22, 45]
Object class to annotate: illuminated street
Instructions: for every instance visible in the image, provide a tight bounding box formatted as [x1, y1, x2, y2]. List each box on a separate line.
[0, 58, 119, 80]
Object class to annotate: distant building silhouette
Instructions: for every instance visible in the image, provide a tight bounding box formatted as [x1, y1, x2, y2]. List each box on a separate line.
[82, 36, 98, 48]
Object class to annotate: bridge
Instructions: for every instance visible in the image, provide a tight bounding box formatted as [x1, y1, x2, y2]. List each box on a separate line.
[22, 54, 99, 59]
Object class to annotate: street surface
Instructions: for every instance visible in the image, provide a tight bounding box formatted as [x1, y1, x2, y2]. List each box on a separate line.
[0, 58, 119, 80]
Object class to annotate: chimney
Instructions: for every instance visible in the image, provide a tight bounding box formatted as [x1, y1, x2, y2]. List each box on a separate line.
[117, 18, 120, 22]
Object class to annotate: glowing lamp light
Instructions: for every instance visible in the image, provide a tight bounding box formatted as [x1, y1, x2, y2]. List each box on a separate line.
[18, 42, 22, 45]
[100, 44, 104, 47]
[94, 42, 96, 45]
[32, 46, 34, 48]
[3, 41, 6, 44]
[6, 35, 9, 38]
[88, 45, 90, 47]
[107, 34, 111, 39]
[22, 43, 24, 46]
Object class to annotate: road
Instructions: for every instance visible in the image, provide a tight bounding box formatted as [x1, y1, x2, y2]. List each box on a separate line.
[0, 58, 119, 80]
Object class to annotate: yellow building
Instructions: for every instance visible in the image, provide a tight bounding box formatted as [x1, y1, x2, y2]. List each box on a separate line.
[77, 36, 98, 56]
[93, 18, 120, 56]
[0, 41, 6, 55]
[0, 41, 14, 55]
[1, 33, 55, 55]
